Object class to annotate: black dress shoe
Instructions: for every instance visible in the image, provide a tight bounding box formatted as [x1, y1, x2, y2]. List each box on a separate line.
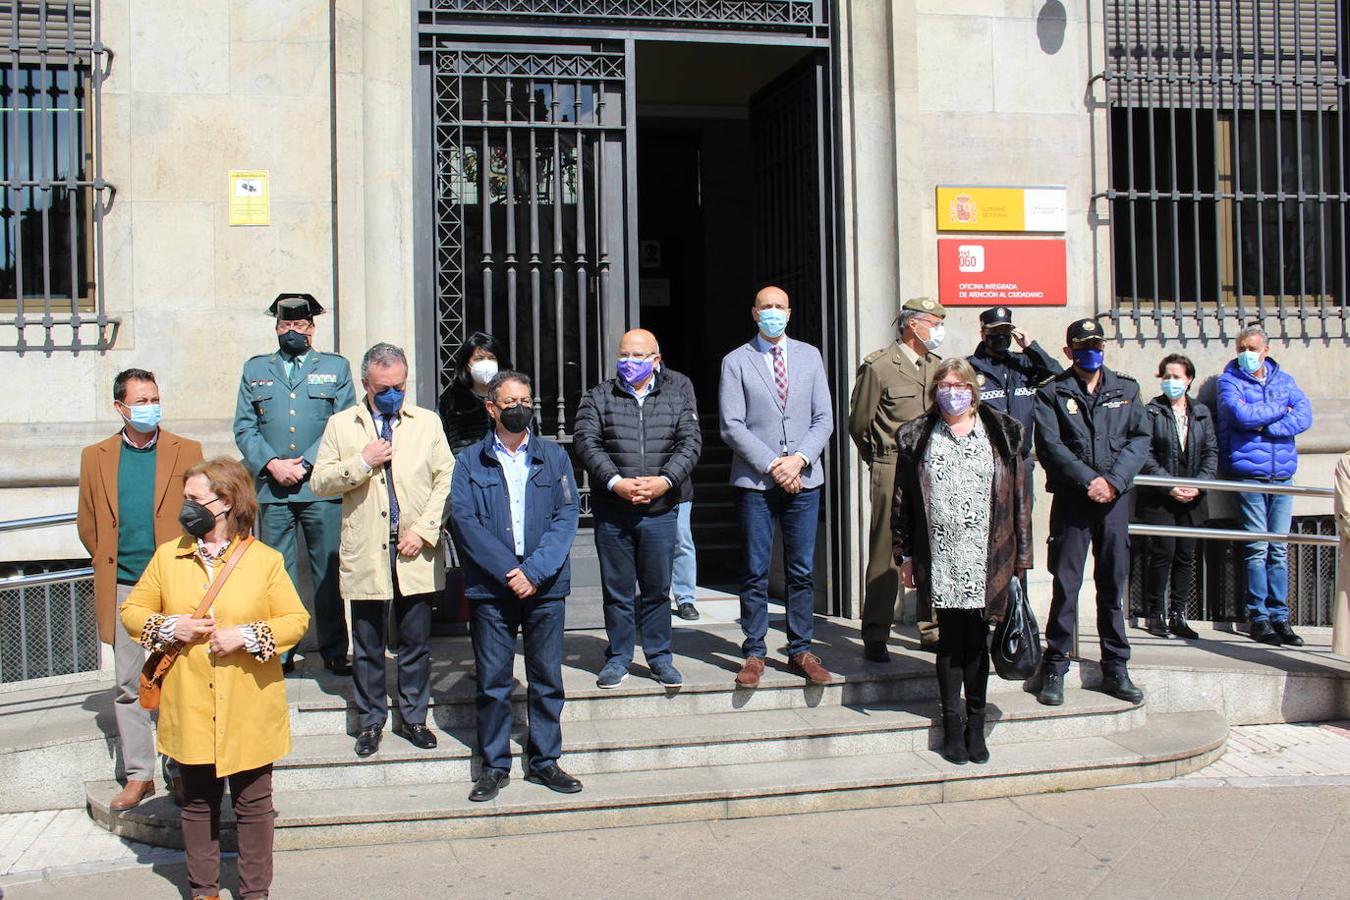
[323, 656, 352, 676]
[394, 722, 438, 749]
[1099, 671, 1144, 703]
[354, 726, 382, 758]
[1250, 620, 1282, 645]
[863, 641, 890, 663]
[1273, 621, 1305, 647]
[1169, 614, 1200, 640]
[675, 602, 700, 621]
[468, 769, 510, 802]
[1145, 615, 1171, 638]
[1038, 671, 1064, 706]
[281, 656, 296, 675]
[525, 763, 583, 794]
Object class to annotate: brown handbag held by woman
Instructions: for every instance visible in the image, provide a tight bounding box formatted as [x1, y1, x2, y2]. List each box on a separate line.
[139, 537, 255, 710]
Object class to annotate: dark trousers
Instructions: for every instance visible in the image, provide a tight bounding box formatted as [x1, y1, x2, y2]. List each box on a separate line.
[1144, 531, 1197, 619]
[594, 506, 678, 667]
[935, 608, 990, 714]
[1044, 492, 1132, 677]
[259, 499, 347, 664]
[738, 486, 821, 659]
[178, 762, 274, 900]
[351, 559, 433, 729]
[471, 596, 566, 773]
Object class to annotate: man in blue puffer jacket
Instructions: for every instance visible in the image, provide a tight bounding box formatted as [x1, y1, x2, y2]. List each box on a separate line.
[1216, 324, 1313, 647]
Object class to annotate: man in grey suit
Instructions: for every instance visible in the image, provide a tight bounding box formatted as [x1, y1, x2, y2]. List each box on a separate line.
[719, 285, 835, 688]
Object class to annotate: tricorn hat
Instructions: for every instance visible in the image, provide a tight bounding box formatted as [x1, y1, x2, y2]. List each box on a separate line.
[266, 292, 325, 320]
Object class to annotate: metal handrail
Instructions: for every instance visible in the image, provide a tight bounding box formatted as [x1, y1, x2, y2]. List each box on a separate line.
[0, 567, 94, 589]
[0, 512, 78, 533]
[1133, 475, 1334, 498]
[1128, 524, 1337, 547]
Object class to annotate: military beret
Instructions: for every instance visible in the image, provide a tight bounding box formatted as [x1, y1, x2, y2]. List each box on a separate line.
[1065, 317, 1105, 346]
[266, 292, 325, 320]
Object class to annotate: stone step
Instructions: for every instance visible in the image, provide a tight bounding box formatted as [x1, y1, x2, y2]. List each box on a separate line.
[85, 710, 1228, 851]
[272, 689, 1144, 790]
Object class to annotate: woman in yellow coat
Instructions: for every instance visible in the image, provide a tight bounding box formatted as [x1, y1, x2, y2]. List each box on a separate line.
[123, 458, 308, 900]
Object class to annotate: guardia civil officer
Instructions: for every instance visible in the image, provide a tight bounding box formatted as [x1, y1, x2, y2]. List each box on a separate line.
[848, 296, 946, 662]
[1033, 318, 1150, 707]
[234, 293, 356, 675]
[967, 306, 1062, 474]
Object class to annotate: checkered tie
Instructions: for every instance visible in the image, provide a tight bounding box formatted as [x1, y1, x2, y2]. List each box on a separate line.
[771, 345, 788, 408]
[379, 414, 400, 534]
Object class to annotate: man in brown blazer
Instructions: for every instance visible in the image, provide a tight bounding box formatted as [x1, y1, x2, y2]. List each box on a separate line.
[77, 368, 203, 811]
[848, 297, 946, 662]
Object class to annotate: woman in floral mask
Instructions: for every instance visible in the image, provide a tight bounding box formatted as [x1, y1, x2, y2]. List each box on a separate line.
[892, 358, 1032, 766]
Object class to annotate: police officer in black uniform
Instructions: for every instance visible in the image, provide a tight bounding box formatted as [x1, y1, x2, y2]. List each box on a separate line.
[1033, 318, 1150, 707]
[968, 306, 1062, 480]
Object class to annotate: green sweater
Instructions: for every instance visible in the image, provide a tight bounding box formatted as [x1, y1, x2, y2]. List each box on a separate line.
[116, 441, 157, 585]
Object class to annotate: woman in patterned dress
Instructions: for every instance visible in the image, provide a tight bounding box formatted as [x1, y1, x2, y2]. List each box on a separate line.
[892, 358, 1032, 765]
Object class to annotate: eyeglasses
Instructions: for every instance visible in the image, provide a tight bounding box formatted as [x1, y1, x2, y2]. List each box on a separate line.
[493, 398, 532, 410]
[617, 351, 656, 362]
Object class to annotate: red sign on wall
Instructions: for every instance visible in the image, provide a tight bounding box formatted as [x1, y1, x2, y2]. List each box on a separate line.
[937, 238, 1068, 307]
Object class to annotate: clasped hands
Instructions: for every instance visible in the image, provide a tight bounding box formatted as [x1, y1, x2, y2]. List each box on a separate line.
[1169, 485, 1200, 502]
[265, 456, 308, 486]
[768, 453, 806, 494]
[172, 616, 248, 656]
[1086, 476, 1119, 504]
[613, 475, 672, 505]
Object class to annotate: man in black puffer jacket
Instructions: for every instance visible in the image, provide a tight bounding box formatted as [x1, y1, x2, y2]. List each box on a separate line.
[575, 328, 702, 690]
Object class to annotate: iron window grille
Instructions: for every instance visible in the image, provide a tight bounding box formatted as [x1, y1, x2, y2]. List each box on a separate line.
[419, 0, 828, 34]
[1098, 0, 1350, 341]
[0, 0, 115, 353]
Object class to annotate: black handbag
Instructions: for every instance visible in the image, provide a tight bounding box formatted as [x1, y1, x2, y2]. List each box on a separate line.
[990, 576, 1042, 681]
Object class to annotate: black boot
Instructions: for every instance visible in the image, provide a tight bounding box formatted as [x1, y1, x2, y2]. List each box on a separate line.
[1145, 615, 1171, 638]
[940, 711, 969, 765]
[965, 709, 989, 764]
[1168, 610, 1199, 640]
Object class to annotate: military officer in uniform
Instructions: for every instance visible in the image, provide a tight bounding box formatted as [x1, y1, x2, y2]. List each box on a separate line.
[1033, 318, 1150, 708]
[234, 293, 357, 675]
[848, 296, 947, 662]
[968, 306, 1062, 484]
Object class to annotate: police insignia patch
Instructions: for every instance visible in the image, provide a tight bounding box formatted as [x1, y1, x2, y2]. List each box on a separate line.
[1065, 398, 1079, 414]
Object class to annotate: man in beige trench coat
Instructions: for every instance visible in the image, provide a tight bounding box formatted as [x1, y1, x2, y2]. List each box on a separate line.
[312, 342, 455, 758]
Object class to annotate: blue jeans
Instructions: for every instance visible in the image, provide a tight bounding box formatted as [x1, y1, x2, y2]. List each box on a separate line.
[738, 486, 821, 659]
[471, 596, 565, 773]
[594, 506, 678, 667]
[670, 501, 697, 605]
[1236, 481, 1293, 624]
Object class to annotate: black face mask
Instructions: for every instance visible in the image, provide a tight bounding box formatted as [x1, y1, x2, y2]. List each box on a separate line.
[179, 499, 222, 538]
[498, 405, 533, 435]
[986, 333, 1013, 356]
[278, 329, 310, 356]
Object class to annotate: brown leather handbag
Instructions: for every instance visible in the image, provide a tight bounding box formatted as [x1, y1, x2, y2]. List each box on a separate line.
[138, 537, 255, 710]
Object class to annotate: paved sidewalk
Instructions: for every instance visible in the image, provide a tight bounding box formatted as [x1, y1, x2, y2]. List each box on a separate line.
[4, 721, 1350, 896]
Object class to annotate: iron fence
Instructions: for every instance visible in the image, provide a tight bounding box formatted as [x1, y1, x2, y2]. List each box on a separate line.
[0, 563, 99, 683]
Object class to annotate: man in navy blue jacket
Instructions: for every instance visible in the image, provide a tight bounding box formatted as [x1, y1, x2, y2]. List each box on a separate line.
[1216, 324, 1314, 646]
[449, 371, 581, 803]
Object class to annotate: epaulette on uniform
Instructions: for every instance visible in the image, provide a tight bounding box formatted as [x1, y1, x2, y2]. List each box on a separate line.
[863, 348, 886, 366]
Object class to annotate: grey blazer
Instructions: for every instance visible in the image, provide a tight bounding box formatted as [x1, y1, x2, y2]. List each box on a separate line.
[718, 336, 835, 491]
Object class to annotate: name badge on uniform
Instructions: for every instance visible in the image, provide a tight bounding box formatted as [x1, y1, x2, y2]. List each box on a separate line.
[1065, 398, 1079, 415]
[308, 372, 338, 385]
[250, 378, 275, 388]
[1103, 399, 1129, 409]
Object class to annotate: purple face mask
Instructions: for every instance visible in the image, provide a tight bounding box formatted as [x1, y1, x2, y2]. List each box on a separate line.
[935, 386, 973, 416]
[617, 358, 654, 387]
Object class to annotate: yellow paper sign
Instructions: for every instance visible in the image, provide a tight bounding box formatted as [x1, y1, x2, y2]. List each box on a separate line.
[936, 185, 1066, 233]
[229, 170, 270, 226]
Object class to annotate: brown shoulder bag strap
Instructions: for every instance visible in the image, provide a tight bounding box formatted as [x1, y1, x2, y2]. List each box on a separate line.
[191, 535, 256, 618]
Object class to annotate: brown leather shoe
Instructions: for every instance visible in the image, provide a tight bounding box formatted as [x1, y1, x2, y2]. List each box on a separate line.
[735, 656, 765, 688]
[789, 652, 832, 685]
[110, 779, 155, 811]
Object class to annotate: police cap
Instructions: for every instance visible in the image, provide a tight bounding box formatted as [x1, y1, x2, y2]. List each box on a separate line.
[1065, 317, 1105, 347]
[979, 306, 1014, 329]
[266, 292, 325, 320]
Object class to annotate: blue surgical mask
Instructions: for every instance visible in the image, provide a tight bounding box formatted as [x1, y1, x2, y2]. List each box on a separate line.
[757, 308, 788, 339]
[1161, 378, 1187, 400]
[1072, 347, 1105, 372]
[616, 358, 654, 387]
[1237, 350, 1263, 374]
[121, 403, 162, 433]
[373, 387, 405, 415]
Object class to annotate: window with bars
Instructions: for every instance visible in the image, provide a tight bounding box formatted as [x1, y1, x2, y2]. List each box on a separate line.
[1099, 0, 1350, 340]
[0, 0, 114, 353]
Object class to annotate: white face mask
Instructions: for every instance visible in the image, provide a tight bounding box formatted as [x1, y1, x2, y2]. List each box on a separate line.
[467, 359, 499, 386]
[922, 323, 946, 352]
